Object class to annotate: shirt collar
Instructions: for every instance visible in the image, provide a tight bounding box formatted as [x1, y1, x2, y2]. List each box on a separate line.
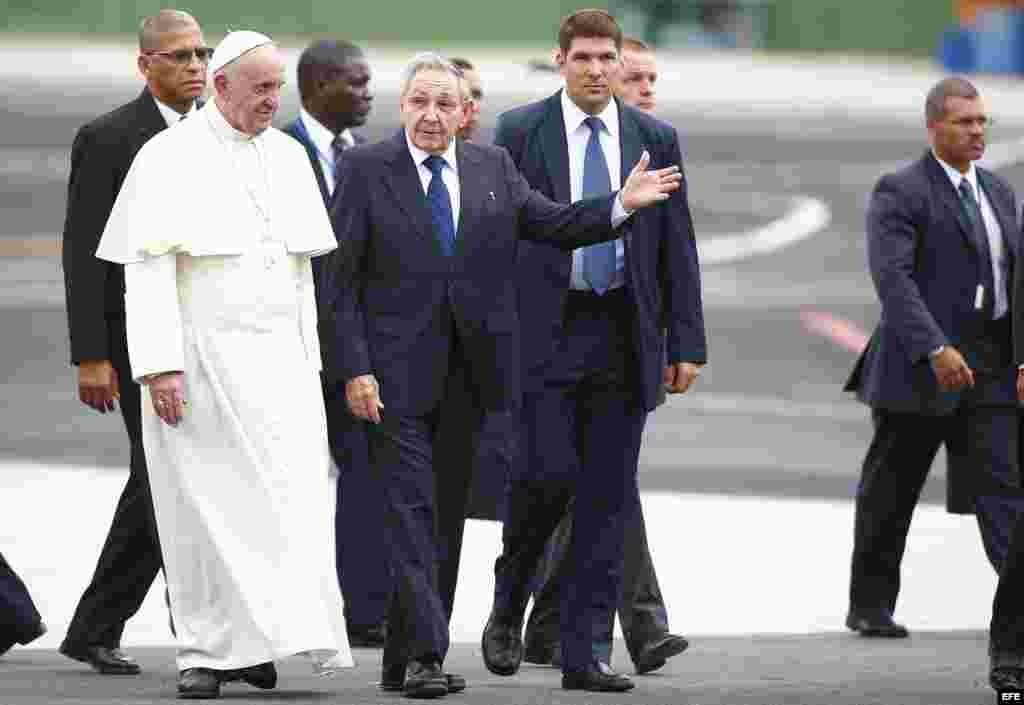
[405, 130, 458, 174]
[207, 100, 257, 144]
[299, 108, 353, 154]
[560, 89, 619, 141]
[933, 149, 978, 192]
[152, 94, 196, 128]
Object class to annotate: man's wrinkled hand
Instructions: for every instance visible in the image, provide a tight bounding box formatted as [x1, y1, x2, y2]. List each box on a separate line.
[931, 346, 975, 392]
[620, 151, 682, 211]
[79, 359, 119, 413]
[346, 374, 383, 424]
[147, 372, 186, 427]
[663, 362, 701, 395]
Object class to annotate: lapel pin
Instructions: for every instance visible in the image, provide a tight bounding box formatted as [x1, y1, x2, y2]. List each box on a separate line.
[489, 191, 496, 201]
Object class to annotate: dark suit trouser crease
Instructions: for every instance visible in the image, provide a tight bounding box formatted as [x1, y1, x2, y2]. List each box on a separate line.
[325, 388, 393, 630]
[990, 506, 1024, 661]
[494, 289, 647, 673]
[63, 317, 163, 651]
[526, 495, 668, 659]
[375, 321, 481, 668]
[0, 553, 42, 650]
[849, 389, 1023, 617]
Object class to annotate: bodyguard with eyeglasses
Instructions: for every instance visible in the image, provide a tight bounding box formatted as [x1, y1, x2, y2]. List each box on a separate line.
[59, 9, 208, 676]
[843, 77, 1024, 640]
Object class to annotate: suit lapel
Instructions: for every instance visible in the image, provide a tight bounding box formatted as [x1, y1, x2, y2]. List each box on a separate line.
[134, 88, 168, 146]
[979, 169, 1019, 261]
[926, 152, 980, 255]
[454, 139, 484, 257]
[540, 92, 572, 204]
[383, 130, 440, 253]
[617, 99, 644, 186]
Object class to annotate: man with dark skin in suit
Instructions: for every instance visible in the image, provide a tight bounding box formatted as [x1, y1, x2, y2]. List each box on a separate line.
[60, 9, 208, 675]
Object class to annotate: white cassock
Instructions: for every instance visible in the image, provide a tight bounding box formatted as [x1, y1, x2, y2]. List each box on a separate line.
[95, 100, 353, 674]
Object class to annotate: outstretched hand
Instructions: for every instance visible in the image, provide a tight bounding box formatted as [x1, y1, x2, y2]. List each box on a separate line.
[620, 151, 682, 211]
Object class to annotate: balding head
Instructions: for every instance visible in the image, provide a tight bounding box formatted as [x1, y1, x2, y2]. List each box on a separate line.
[138, 9, 199, 52]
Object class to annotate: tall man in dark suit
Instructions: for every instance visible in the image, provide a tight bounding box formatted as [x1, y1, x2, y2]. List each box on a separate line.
[281, 39, 387, 650]
[60, 9, 208, 675]
[521, 35, 688, 677]
[320, 51, 681, 698]
[481, 10, 706, 693]
[845, 77, 1024, 640]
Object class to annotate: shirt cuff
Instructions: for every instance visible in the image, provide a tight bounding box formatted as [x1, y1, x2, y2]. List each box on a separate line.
[611, 191, 633, 228]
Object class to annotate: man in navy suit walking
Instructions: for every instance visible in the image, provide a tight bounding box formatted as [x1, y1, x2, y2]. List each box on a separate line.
[282, 39, 387, 649]
[481, 10, 707, 693]
[845, 77, 1024, 639]
[319, 51, 681, 698]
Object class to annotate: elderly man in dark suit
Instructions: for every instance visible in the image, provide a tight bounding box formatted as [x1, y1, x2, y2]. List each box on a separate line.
[480, 11, 706, 693]
[281, 38, 388, 650]
[60, 9, 207, 675]
[319, 51, 680, 699]
[844, 76, 1024, 640]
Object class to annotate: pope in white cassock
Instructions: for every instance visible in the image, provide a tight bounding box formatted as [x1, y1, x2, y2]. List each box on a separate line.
[95, 31, 353, 699]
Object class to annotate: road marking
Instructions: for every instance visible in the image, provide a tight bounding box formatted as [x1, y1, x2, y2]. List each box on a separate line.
[801, 310, 870, 354]
[699, 196, 832, 266]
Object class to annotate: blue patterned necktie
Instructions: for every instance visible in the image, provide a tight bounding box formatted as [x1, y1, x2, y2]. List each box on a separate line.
[581, 116, 616, 294]
[424, 155, 456, 256]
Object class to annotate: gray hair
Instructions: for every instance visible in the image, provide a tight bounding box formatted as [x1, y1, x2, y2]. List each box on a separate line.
[400, 51, 463, 98]
[925, 76, 979, 124]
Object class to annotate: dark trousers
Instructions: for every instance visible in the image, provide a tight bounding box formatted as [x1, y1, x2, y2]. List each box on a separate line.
[990, 498, 1024, 662]
[525, 493, 669, 661]
[493, 288, 647, 673]
[375, 332, 480, 668]
[849, 398, 1022, 617]
[325, 387, 392, 630]
[62, 316, 163, 652]
[0, 553, 42, 653]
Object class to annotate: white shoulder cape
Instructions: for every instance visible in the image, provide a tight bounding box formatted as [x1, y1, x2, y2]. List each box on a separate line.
[96, 102, 337, 264]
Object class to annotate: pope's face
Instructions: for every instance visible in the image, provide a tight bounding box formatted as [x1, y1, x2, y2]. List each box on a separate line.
[401, 68, 463, 154]
[218, 46, 287, 135]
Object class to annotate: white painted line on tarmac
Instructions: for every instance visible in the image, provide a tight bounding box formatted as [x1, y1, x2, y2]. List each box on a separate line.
[699, 196, 832, 266]
[0, 462, 995, 654]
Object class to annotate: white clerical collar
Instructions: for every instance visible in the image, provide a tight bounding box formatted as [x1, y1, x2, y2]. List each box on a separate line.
[560, 88, 619, 142]
[933, 149, 978, 193]
[405, 130, 458, 174]
[299, 108, 353, 155]
[206, 100, 259, 143]
[152, 94, 197, 128]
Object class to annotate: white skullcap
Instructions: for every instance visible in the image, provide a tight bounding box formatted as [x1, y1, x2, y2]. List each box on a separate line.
[209, 30, 273, 74]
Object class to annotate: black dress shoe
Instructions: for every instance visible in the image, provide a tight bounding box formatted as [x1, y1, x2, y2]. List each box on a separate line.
[403, 660, 448, 699]
[223, 662, 277, 689]
[482, 613, 522, 676]
[348, 622, 387, 648]
[523, 637, 560, 667]
[2, 621, 46, 655]
[443, 672, 466, 693]
[845, 611, 909, 638]
[991, 666, 1024, 691]
[633, 633, 689, 675]
[60, 644, 142, 675]
[562, 661, 635, 692]
[380, 661, 406, 691]
[178, 668, 221, 699]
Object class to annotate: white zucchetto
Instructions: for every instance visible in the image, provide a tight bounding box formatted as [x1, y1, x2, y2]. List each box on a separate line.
[209, 30, 273, 74]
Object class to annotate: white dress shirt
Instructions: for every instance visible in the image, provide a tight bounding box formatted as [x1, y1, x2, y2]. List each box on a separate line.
[934, 151, 1008, 319]
[153, 95, 197, 128]
[561, 90, 627, 291]
[405, 132, 462, 232]
[300, 108, 354, 196]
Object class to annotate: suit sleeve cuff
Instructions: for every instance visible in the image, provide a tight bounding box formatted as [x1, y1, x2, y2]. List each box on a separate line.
[611, 191, 633, 228]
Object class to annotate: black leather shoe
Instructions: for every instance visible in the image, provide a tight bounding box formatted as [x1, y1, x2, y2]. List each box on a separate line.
[523, 637, 560, 667]
[223, 662, 277, 689]
[178, 668, 221, 699]
[380, 661, 406, 691]
[991, 666, 1024, 691]
[444, 672, 466, 693]
[348, 622, 387, 648]
[482, 613, 522, 676]
[633, 633, 689, 675]
[4, 621, 46, 655]
[403, 660, 448, 699]
[845, 611, 909, 638]
[60, 644, 142, 675]
[562, 661, 635, 692]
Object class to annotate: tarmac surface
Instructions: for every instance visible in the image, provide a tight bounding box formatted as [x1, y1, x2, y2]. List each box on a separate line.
[3, 39, 1024, 704]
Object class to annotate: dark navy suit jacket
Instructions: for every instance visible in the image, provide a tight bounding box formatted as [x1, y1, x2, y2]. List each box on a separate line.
[846, 151, 1020, 415]
[495, 92, 707, 413]
[320, 130, 624, 417]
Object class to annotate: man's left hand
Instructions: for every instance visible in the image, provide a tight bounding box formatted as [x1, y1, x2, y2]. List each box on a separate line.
[663, 362, 701, 395]
[621, 151, 682, 211]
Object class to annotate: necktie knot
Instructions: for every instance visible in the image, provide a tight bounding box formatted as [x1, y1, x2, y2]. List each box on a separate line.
[424, 154, 446, 176]
[958, 179, 974, 201]
[584, 116, 605, 136]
